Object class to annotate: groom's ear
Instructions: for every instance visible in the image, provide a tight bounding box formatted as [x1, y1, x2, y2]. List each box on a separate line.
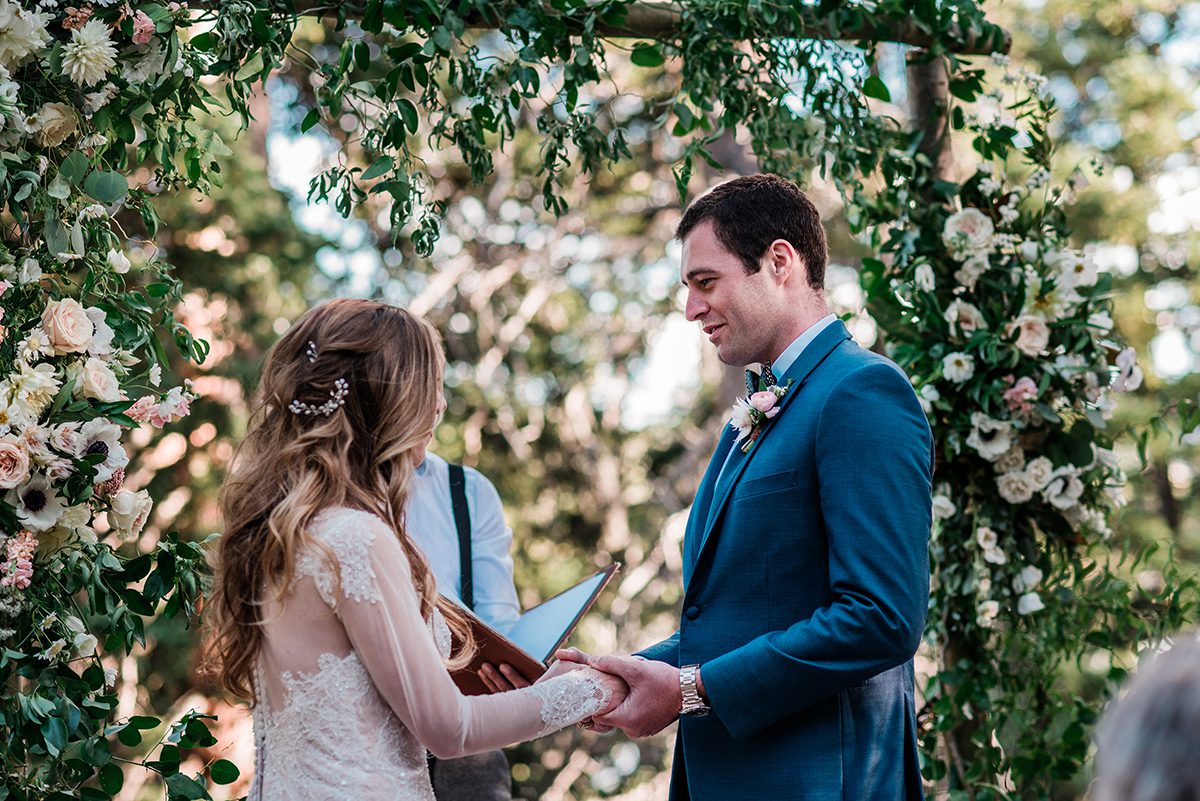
[765, 239, 802, 285]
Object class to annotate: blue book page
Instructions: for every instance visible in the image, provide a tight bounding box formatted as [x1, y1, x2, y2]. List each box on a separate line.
[506, 571, 609, 662]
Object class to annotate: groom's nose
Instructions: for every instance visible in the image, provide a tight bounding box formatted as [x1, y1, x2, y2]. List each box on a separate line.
[685, 291, 708, 322]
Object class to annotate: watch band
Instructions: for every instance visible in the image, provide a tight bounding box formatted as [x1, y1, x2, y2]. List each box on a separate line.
[679, 663, 710, 717]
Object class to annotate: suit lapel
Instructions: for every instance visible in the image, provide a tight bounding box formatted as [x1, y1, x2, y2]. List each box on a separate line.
[692, 321, 853, 566]
[684, 425, 736, 582]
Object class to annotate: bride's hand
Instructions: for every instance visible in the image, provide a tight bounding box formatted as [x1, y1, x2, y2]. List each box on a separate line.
[584, 665, 629, 716]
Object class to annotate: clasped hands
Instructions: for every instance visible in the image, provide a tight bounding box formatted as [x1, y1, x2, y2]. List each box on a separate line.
[542, 647, 685, 737]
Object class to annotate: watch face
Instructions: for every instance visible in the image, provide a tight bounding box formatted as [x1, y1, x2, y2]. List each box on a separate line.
[682, 705, 710, 717]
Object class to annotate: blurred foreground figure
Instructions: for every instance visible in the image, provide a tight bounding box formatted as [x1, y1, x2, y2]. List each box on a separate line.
[1093, 632, 1200, 801]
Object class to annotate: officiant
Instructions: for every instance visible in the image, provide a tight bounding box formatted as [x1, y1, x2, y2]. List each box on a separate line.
[408, 450, 523, 801]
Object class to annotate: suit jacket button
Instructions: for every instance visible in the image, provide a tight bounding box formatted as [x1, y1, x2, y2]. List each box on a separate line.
[685, 606, 701, 620]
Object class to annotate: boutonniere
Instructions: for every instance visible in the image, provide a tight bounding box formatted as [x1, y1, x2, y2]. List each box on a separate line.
[728, 380, 793, 453]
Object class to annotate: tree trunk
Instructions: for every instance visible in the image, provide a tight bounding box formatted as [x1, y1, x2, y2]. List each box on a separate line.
[907, 50, 978, 799]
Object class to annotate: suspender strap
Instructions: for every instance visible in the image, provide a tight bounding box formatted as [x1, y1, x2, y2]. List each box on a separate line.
[448, 463, 473, 610]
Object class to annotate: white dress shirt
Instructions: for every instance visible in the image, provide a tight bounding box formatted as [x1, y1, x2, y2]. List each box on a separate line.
[715, 314, 839, 484]
[407, 452, 521, 632]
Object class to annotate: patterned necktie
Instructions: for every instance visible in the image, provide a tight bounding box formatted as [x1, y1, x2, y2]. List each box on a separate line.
[744, 361, 777, 395]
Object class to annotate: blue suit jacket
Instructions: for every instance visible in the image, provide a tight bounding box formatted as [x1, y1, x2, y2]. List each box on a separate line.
[640, 321, 933, 801]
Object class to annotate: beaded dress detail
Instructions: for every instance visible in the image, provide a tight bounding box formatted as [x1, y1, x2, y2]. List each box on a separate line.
[248, 508, 610, 801]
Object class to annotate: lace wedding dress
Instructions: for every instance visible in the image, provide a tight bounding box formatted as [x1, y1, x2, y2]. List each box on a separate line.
[248, 507, 611, 801]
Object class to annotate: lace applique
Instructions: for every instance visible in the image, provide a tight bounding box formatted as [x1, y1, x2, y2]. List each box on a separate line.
[430, 607, 451, 659]
[297, 508, 383, 606]
[530, 669, 612, 737]
[251, 652, 434, 801]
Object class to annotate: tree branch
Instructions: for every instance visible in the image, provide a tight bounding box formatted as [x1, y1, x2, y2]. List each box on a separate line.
[283, 1, 1011, 56]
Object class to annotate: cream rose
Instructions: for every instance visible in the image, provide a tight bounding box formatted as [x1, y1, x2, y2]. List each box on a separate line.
[41, 297, 93, 354]
[108, 489, 153, 540]
[34, 102, 77, 147]
[1008, 314, 1050, 357]
[0, 434, 31, 489]
[78, 357, 122, 402]
[942, 208, 995, 261]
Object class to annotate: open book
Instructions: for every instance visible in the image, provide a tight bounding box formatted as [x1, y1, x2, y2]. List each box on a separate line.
[449, 563, 620, 695]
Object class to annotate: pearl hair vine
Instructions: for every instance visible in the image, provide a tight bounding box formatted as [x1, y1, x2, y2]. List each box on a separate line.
[288, 378, 350, 417]
[304, 340, 318, 363]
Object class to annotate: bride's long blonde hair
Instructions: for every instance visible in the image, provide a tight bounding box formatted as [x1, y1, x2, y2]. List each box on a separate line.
[207, 299, 475, 701]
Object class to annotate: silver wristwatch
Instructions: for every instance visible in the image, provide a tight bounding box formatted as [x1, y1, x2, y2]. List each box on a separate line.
[679, 664, 711, 717]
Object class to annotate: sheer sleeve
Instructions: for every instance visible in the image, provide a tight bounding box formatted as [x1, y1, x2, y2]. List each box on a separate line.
[307, 508, 610, 759]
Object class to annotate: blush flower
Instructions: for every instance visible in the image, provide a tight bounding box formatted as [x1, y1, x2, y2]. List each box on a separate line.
[132, 10, 155, 45]
[748, 391, 780, 417]
[1003, 375, 1039, 415]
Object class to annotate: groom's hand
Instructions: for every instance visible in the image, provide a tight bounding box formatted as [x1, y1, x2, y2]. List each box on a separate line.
[582, 654, 683, 738]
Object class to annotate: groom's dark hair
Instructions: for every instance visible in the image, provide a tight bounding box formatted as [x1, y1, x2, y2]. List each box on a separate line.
[676, 173, 828, 290]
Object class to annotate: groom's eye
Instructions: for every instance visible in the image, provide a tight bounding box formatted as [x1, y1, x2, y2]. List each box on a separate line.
[698, 278, 714, 288]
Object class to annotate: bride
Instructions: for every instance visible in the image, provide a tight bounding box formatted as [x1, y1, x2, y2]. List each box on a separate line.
[206, 299, 625, 800]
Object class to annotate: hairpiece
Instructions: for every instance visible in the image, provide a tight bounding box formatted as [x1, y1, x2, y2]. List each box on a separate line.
[304, 340, 318, 363]
[288, 378, 349, 417]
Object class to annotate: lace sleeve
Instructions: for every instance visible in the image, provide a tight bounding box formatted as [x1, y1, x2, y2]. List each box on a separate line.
[321, 508, 614, 759]
[528, 669, 612, 737]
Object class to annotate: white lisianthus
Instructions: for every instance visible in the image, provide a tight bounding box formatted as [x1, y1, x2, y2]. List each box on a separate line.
[945, 299, 986, 339]
[914, 263, 935, 292]
[83, 82, 119, 113]
[149, 363, 162, 387]
[85, 307, 115, 358]
[983, 547, 1008, 565]
[1112, 347, 1143, 393]
[1017, 592, 1045, 615]
[1013, 564, 1044, 593]
[64, 615, 98, 657]
[942, 208, 995, 261]
[954, 253, 989, 291]
[932, 495, 956, 520]
[106, 249, 130, 274]
[18, 257, 41, 285]
[997, 470, 1035, 504]
[1007, 314, 1050, 357]
[942, 352, 975, 383]
[917, 383, 939, 414]
[966, 413, 1013, 461]
[977, 599, 1001, 628]
[975, 527, 998, 550]
[61, 19, 118, 87]
[1043, 469, 1084, 510]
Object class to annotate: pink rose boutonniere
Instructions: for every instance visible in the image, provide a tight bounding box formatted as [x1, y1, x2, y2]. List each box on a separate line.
[728, 381, 793, 453]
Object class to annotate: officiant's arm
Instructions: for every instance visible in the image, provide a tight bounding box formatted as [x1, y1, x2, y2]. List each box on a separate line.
[635, 630, 680, 668]
[699, 361, 933, 740]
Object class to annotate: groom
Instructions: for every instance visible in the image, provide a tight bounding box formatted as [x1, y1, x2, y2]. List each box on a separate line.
[565, 174, 933, 800]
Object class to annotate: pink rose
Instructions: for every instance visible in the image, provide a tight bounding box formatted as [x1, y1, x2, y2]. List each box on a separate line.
[132, 10, 155, 44]
[41, 297, 93, 354]
[749, 391, 779, 417]
[0, 436, 31, 489]
[1003, 376, 1039, 414]
[0, 280, 10, 297]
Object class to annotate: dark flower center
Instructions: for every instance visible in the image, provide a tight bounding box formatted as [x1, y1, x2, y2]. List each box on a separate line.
[86, 441, 110, 458]
[23, 489, 46, 513]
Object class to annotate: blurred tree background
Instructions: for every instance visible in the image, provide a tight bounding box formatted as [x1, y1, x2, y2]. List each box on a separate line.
[114, 2, 1200, 799]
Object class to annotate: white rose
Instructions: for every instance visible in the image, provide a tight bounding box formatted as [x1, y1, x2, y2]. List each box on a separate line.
[0, 434, 30, 489]
[997, 470, 1035, 504]
[1017, 592, 1045, 616]
[932, 495, 956, 520]
[1024, 456, 1054, 489]
[34, 102, 77, 148]
[106, 249, 130, 274]
[1008, 314, 1050, 357]
[41, 297, 94, 354]
[108, 489, 153, 540]
[942, 352, 975, 383]
[942, 208, 995, 261]
[994, 444, 1026, 473]
[79, 358, 123, 402]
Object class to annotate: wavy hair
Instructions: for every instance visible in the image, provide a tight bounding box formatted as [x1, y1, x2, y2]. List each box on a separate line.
[207, 299, 475, 701]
